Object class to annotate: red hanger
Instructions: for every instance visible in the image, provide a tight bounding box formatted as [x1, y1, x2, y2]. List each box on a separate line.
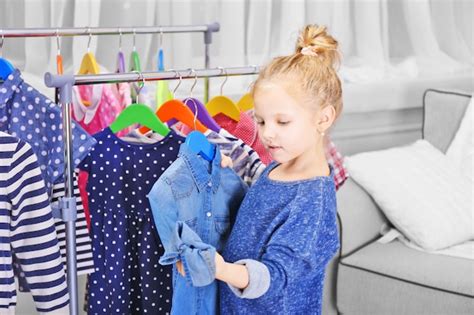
[139, 99, 208, 134]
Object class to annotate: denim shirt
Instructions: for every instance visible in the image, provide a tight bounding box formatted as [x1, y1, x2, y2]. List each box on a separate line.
[148, 143, 247, 315]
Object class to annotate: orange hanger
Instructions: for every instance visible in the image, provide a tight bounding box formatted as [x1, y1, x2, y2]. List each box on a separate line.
[55, 30, 63, 75]
[56, 31, 63, 75]
[139, 99, 208, 134]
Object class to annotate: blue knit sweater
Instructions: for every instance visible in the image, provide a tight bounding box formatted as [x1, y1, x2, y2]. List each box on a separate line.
[220, 162, 340, 314]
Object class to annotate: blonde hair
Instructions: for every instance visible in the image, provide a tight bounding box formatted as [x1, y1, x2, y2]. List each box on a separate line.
[252, 24, 343, 119]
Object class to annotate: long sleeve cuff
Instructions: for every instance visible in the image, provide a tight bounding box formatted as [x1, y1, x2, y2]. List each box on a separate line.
[226, 259, 270, 299]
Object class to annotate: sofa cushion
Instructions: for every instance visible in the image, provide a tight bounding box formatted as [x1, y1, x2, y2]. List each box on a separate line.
[423, 89, 471, 153]
[346, 140, 473, 251]
[340, 240, 473, 297]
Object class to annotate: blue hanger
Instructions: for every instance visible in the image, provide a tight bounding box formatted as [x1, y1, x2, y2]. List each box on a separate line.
[185, 131, 216, 162]
[0, 58, 14, 81]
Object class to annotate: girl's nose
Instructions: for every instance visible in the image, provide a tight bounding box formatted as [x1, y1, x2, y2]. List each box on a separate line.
[261, 125, 275, 142]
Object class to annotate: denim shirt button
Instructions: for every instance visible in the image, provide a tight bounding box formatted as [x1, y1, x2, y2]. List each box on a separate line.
[207, 182, 212, 188]
[206, 212, 212, 217]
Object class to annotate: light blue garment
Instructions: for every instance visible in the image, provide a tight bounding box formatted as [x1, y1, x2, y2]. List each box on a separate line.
[0, 69, 96, 195]
[148, 143, 247, 315]
[160, 221, 217, 287]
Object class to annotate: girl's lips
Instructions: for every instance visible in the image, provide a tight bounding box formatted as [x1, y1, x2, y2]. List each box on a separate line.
[267, 145, 282, 154]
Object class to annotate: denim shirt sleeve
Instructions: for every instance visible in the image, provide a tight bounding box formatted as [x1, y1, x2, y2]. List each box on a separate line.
[148, 176, 179, 253]
[159, 221, 216, 287]
[228, 182, 340, 299]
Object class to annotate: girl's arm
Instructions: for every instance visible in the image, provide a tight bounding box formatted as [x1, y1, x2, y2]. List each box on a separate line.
[214, 252, 249, 289]
[176, 253, 249, 289]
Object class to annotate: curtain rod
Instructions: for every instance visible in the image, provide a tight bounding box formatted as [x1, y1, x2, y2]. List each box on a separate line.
[0, 23, 219, 38]
[45, 66, 261, 87]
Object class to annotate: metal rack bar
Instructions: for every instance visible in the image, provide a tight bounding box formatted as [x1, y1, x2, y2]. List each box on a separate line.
[1, 23, 220, 38]
[45, 66, 261, 86]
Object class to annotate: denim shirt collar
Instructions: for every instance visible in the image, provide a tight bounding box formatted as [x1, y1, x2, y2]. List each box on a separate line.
[178, 143, 221, 193]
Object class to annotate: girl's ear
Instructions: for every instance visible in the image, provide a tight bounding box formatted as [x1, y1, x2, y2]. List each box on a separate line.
[316, 105, 336, 134]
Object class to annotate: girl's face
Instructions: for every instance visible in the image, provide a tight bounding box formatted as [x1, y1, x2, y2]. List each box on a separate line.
[253, 81, 321, 165]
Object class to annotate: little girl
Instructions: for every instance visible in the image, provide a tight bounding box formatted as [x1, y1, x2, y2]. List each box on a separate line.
[215, 24, 342, 314]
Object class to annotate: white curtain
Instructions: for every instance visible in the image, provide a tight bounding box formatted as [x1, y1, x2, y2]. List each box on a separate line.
[1, 0, 472, 104]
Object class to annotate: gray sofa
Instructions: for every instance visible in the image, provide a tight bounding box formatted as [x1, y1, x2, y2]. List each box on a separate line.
[322, 89, 473, 315]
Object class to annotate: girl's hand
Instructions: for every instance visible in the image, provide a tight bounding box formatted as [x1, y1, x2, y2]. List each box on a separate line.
[221, 153, 233, 168]
[214, 252, 226, 279]
[176, 261, 185, 276]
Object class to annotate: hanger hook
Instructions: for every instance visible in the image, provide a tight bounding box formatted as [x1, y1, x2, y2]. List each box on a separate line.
[133, 28, 137, 52]
[217, 67, 228, 95]
[133, 70, 146, 103]
[0, 30, 4, 58]
[87, 27, 92, 53]
[169, 69, 182, 95]
[188, 68, 198, 98]
[159, 27, 163, 48]
[56, 29, 61, 56]
[118, 27, 122, 52]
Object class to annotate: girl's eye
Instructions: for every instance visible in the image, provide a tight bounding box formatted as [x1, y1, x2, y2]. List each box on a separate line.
[256, 120, 264, 126]
[278, 121, 290, 125]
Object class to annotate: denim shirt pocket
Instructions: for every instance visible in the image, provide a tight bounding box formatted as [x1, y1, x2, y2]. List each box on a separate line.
[168, 171, 195, 200]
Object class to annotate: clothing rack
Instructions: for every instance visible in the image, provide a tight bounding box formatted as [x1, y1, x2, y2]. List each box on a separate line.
[2, 24, 221, 315]
[43, 65, 259, 315]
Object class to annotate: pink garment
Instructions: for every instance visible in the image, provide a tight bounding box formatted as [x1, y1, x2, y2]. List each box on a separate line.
[72, 83, 132, 136]
[72, 83, 132, 227]
[214, 112, 273, 165]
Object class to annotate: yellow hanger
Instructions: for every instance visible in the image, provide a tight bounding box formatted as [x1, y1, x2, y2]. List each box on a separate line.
[78, 28, 99, 75]
[205, 68, 240, 122]
[237, 93, 254, 112]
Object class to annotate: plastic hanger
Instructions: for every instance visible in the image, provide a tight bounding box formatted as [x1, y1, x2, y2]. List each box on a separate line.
[185, 131, 216, 162]
[180, 69, 221, 132]
[56, 29, 63, 75]
[236, 93, 254, 112]
[139, 70, 207, 134]
[77, 28, 99, 75]
[155, 28, 173, 109]
[205, 67, 241, 121]
[236, 65, 258, 112]
[116, 28, 125, 73]
[0, 31, 14, 81]
[110, 72, 170, 136]
[129, 29, 142, 72]
[184, 98, 221, 132]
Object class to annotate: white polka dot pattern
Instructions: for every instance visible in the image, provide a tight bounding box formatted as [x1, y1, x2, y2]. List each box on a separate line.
[79, 127, 183, 314]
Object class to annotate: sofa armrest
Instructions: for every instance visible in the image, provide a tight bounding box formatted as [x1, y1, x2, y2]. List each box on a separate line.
[336, 178, 388, 257]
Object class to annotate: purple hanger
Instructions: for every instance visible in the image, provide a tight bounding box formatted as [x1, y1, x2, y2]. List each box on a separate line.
[116, 51, 126, 73]
[167, 98, 221, 132]
[183, 98, 221, 132]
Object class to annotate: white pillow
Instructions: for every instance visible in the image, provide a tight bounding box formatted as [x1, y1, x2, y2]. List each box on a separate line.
[446, 98, 473, 183]
[346, 140, 473, 251]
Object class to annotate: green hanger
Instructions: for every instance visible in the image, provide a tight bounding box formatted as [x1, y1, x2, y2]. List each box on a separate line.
[110, 103, 170, 136]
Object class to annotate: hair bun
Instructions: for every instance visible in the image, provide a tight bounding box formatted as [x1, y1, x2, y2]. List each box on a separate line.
[295, 24, 340, 67]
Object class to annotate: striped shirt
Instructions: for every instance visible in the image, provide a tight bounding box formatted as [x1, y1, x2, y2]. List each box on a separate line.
[0, 132, 69, 314]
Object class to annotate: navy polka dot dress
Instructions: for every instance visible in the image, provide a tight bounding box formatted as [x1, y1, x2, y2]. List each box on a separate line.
[79, 127, 184, 314]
